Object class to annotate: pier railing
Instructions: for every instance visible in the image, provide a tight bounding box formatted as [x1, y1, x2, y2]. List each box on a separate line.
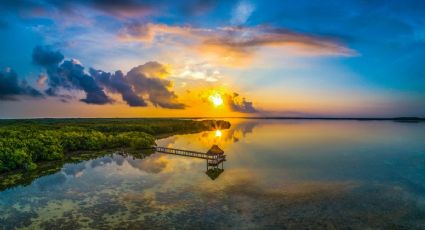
[154, 146, 225, 161]
[150, 146, 226, 177]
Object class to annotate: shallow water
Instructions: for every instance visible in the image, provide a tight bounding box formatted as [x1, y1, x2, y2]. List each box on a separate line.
[1, 119, 425, 229]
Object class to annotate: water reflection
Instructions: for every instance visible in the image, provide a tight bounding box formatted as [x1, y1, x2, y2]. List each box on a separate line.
[159, 119, 259, 150]
[0, 145, 228, 191]
[1, 119, 425, 229]
[206, 163, 224, 180]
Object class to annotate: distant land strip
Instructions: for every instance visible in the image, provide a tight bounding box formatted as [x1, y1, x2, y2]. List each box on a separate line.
[230, 117, 425, 121]
[0, 117, 424, 121]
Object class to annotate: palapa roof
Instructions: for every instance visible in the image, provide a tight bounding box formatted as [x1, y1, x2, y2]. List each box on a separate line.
[207, 145, 224, 155]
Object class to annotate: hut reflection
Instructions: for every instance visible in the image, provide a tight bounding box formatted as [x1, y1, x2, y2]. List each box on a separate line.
[206, 162, 224, 180]
[205, 145, 225, 180]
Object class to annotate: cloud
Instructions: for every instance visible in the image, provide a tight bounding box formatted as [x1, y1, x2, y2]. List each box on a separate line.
[125, 62, 186, 109]
[2, 0, 220, 20]
[84, 0, 154, 17]
[33, 46, 112, 104]
[0, 68, 43, 100]
[85, 0, 218, 18]
[60, 60, 113, 104]
[200, 26, 357, 58]
[231, 1, 255, 25]
[89, 69, 147, 107]
[118, 23, 206, 43]
[200, 89, 258, 113]
[36, 73, 48, 88]
[65, 0, 223, 18]
[178, 0, 219, 16]
[90, 62, 186, 109]
[127, 154, 168, 174]
[7, 0, 155, 19]
[175, 62, 221, 82]
[227, 92, 257, 113]
[119, 23, 357, 66]
[32, 46, 64, 68]
[33, 46, 185, 109]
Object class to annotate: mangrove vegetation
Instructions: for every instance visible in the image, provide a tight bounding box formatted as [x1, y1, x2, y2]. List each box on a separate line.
[0, 118, 230, 173]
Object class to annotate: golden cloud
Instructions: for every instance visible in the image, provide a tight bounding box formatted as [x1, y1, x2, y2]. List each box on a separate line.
[196, 88, 258, 113]
[118, 24, 357, 66]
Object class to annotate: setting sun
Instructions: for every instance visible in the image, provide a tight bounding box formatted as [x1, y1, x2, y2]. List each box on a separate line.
[209, 93, 224, 107]
[215, 129, 222, 137]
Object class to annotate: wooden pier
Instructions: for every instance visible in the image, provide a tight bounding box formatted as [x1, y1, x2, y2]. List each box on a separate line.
[153, 146, 226, 166]
[152, 145, 226, 179]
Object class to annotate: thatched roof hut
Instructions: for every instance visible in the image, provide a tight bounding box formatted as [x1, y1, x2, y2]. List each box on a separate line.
[207, 145, 224, 156]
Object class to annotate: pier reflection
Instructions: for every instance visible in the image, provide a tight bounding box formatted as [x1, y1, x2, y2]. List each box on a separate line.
[206, 161, 224, 180]
[154, 144, 227, 180]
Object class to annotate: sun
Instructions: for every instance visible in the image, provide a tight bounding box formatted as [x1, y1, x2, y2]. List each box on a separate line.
[215, 130, 222, 137]
[209, 93, 224, 107]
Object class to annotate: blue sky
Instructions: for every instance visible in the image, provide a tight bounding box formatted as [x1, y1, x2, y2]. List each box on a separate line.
[0, 0, 424, 117]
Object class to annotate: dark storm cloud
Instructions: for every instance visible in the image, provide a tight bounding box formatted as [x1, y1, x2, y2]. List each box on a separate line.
[32, 46, 185, 108]
[32, 46, 70, 96]
[59, 60, 113, 105]
[32, 46, 112, 104]
[227, 93, 257, 113]
[0, 68, 43, 100]
[89, 69, 147, 107]
[32, 46, 64, 68]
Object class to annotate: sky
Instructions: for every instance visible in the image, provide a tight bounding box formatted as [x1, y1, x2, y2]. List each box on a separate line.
[0, 0, 424, 118]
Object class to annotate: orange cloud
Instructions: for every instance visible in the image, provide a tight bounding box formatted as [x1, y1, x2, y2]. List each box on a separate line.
[202, 26, 357, 56]
[196, 88, 258, 113]
[118, 24, 357, 66]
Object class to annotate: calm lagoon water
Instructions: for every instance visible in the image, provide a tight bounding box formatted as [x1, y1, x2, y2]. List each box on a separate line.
[1, 119, 425, 229]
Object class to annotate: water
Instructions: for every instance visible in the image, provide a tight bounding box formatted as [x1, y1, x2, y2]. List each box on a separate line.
[1, 119, 425, 229]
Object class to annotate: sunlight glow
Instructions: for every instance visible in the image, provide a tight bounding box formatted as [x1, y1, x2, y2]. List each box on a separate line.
[215, 130, 222, 137]
[209, 93, 224, 107]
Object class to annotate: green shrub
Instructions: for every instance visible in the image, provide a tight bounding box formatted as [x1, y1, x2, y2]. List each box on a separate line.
[0, 148, 34, 172]
[0, 119, 230, 172]
[115, 132, 156, 149]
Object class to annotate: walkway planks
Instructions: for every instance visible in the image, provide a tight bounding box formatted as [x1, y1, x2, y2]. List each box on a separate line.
[154, 146, 226, 162]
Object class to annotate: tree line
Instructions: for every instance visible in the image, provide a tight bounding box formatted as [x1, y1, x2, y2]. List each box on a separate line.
[0, 119, 230, 172]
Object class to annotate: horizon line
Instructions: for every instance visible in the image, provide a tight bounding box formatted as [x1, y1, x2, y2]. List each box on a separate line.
[0, 116, 424, 121]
